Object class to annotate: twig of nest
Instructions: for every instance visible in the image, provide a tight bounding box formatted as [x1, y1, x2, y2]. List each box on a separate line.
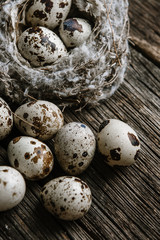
[0, 0, 129, 107]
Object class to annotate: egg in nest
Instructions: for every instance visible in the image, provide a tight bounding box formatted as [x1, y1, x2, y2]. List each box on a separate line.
[17, 26, 67, 67]
[25, 0, 72, 30]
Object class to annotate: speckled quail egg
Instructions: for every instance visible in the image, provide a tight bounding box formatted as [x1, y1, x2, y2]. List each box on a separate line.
[54, 122, 96, 175]
[14, 100, 64, 141]
[40, 176, 92, 220]
[26, 0, 72, 30]
[7, 136, 54, 180]
[0, 98, 13, 140]
[17, 26, 67, 67]
[97, 119, 141, 166]
[0, 166, 26, 211]
[59, 18, 92, 47]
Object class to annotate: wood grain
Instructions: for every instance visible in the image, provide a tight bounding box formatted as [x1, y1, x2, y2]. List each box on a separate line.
[129, 0, 160, 66]
[0, 0, 160, 240]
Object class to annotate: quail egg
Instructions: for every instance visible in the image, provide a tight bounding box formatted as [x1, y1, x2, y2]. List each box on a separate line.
[26, 0, 72, 30]
[17, 26, 67, 67]
[59, 18, 92, 47]
[97, 119, 141, 166]
[40, 176, 92, 220]
[7, 136, 54, 180]
[54, 122, 96, 175]
[0, 166, 26, 211]
[14, 100, 64, 141]
[0, 98, 13, 140]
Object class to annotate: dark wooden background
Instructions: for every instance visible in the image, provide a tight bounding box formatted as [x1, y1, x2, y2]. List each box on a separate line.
[0, 0, 160, 239]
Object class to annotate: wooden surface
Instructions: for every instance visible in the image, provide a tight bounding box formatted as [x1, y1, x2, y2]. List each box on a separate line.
[0, 0, 160, 239]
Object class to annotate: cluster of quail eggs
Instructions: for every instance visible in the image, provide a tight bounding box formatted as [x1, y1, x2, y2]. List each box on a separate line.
[17, 0, 92, 67]
[0, 97, 141, 220]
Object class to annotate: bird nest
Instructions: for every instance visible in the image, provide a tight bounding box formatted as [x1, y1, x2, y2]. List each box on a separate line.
[0, 0, 129, 107]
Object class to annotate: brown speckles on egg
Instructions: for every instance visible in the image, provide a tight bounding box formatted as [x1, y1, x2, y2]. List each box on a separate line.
[33, 10, 47, 19]
[40, 176, 92, 220]
[8, 136, 54, 180]
[59, 2, 68, 8]
[40, 0, 53, 14]
[26, 0, 71, 30]
[34, 146, 43, 157]
[14, 100, 64, 140]
[14, 159, 19, 168]
[78, 162, 84, 167]
[110, 148, 121, 161]
[31, 156, 38, 164]
[60, 206, 65, 212]
[0, 166, 26, 211]
[41, 144, 46, 150]
[40, 35, 56, 53]
[3, 181, 7, 186]
[0, 98, 13, 140]
[82, 151, 88, 157]
[7, 118, 12, 127]
[28, 26, 42, 35]
[56, 12, 63, 19]
[68, 165, 75, 170]
[34, 44, 40, 49]
[54, 122, 96, 175]
[37, 55, 45, 62]
[24, 36, 28, 43]
[42, 151, 53, 175]
[24, 152, 31, 160]
[18, 26, 67, 67]
[40, 104, 48, 111]
[97, 119, 141, 166]
[60, 18, 91, 48]
[44, 190, 48, 194]
[74, 178, 82, 184]
[73, 153, 77, 159]
[134, 150, 140, 160]
[63, 19, 83, 32]
[52, 112, 58, 118]
[128, 132, 140, 146]
[27, 101, 37, 107]
[23, 113, 29, 119]
[13, 137, 21, 144]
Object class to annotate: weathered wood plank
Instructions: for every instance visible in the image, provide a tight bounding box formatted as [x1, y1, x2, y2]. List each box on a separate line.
[0, 0, 160, 239]
[129, 0, 160, 66]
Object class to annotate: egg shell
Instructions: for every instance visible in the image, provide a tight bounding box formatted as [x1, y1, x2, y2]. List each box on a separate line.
[18, 26, 67, 67]
[59, 18, 92, 47]
[54, 122, 96, 175]
[0, 98, 13, 140]
[40, 176, 92, 220]
[14, 100, 64, 141]
[97, 119, 141, 166]
[26, 0, 72, 30]
[0, 166, 26, 212]
[7, 136, 54, 180]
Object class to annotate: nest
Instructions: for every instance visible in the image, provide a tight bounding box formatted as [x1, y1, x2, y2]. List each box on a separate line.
[0, 0, 129, 107]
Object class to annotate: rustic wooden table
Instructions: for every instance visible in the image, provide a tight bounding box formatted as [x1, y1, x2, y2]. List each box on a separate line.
[0, 0, 160, 239]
